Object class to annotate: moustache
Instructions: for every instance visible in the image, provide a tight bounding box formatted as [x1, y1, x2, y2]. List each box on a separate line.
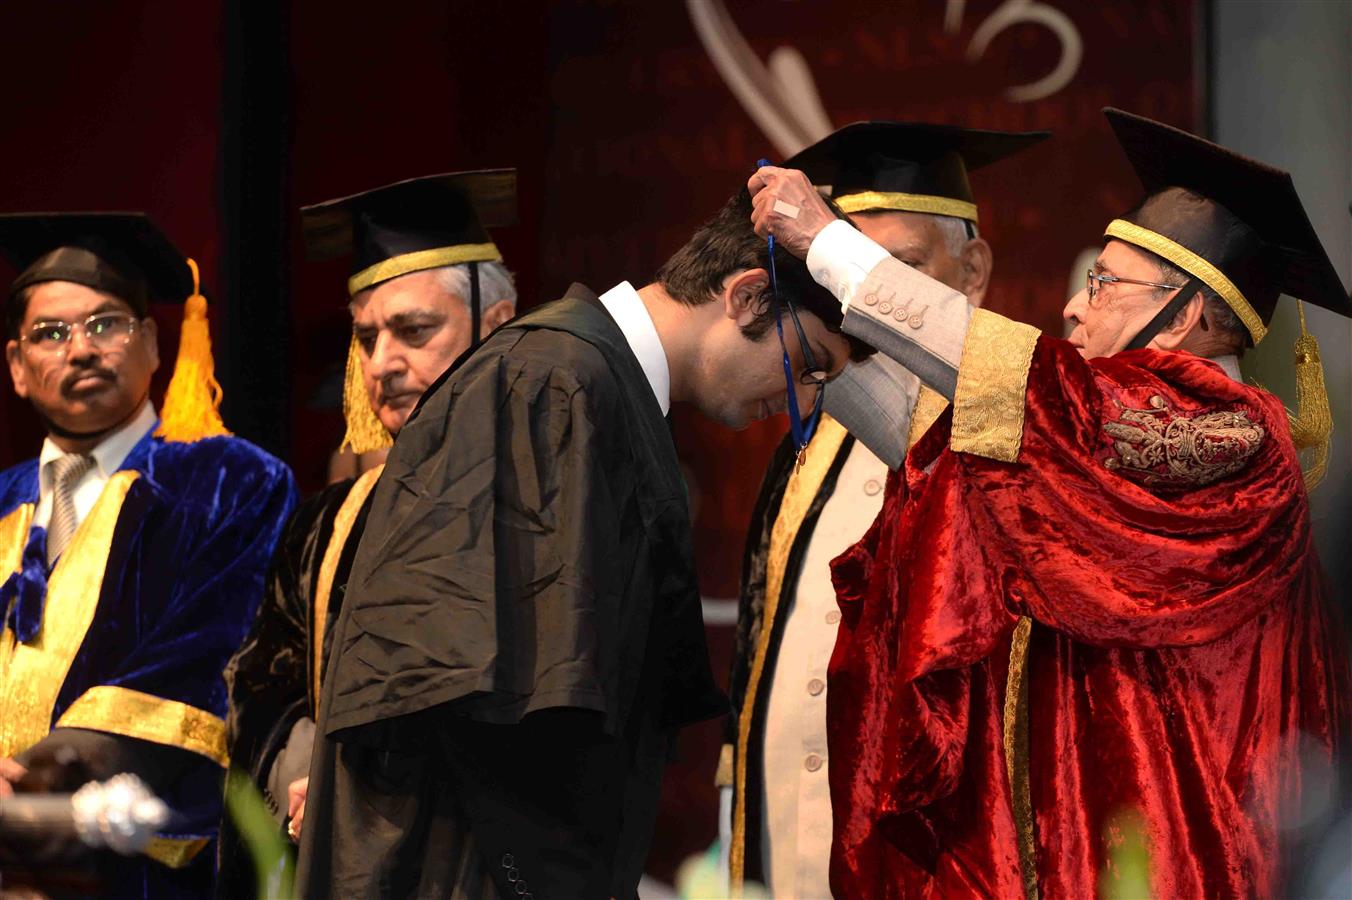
[62, 366, 116, 391]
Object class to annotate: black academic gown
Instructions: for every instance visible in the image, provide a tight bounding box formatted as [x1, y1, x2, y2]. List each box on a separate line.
[217, 473, 376, 897]
[296, 285, 726, 899]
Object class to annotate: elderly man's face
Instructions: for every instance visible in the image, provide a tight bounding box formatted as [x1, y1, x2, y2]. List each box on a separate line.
[1062, 239, 1185, 359]
[5, 281, 159, 437]
[350, 269, 477, 435]
[852, 210, 966, 287]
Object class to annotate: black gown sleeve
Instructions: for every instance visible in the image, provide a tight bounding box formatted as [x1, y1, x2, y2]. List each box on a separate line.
[217, 482, 350, 899]
[224, 482, 350, 799]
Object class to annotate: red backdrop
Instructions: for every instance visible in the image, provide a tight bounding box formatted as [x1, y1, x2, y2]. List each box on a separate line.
[0, 1, 224, 466]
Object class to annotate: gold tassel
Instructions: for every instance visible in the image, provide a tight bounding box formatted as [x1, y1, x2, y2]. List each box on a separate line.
[1287, 300, 1332, 492]
[154, 259, 230, 443]
[340, 332, 393, 455]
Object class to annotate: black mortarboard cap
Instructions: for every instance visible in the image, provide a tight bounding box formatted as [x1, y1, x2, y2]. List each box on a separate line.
[0, 212, 194, 315]
[1104, 108, 1350, 345]
[784, 121, 1050, 223]
[300, 168, 516, 297]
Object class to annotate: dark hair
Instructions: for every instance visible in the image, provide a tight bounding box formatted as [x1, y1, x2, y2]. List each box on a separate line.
[5, 285, 35, 340]
[656, 189, 872, 360]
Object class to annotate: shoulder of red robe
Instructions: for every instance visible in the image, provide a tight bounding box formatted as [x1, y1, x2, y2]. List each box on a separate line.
[947, 310, 1270, 488]
[1100, 392, 1265, 488]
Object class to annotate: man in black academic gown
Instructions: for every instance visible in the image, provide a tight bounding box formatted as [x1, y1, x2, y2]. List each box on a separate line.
[219, 170, 518, 896]
[296, 186, 872, 899]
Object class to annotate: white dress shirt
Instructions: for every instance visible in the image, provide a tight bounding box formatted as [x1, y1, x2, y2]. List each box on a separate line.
[599, 281, 671, 415]
[760, 439, 888, 899]
[34, 401, 158, 532]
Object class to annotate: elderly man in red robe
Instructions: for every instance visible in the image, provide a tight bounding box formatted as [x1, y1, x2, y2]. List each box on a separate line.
[748, 108, 1351, 898]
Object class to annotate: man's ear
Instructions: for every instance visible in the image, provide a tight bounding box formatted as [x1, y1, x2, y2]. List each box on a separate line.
[5, 339, 29, 398]
[724, 268, 769, 328]
[140, 316, 160, 374]
[959, 237, 993, 308]
[1150, 290, 1206, 351]
[480, 299, 515, 336]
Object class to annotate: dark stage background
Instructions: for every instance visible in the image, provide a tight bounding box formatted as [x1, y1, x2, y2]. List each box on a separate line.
[1, 0, 1204, 884]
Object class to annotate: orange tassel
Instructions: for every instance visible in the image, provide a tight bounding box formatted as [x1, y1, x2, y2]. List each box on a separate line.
[154, 258, 230, 443]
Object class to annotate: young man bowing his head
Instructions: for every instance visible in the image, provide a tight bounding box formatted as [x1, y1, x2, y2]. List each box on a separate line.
[296, 184, 870, 899]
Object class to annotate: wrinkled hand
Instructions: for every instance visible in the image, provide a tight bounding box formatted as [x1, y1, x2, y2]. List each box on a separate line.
[747, 165, 836, 260]
[0, 757, 26, 797]
[286, 776, 308, 842]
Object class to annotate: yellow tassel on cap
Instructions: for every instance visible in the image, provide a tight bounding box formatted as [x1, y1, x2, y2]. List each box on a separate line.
[154, 259, 231, 443]
[1286, 301, 1332, 492]
[340, 332, 393, 455]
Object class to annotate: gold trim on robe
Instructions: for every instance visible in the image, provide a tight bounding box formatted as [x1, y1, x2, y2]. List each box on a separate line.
[907, 384, 950, 451]
[731, 415, 849, 894]
[950, 309, 1040, 463]
[1003, 616, 1037, 899]
[0, 502, 35, 687]
[144, 836, 211, 868]
[310, 463, 384, 708]
[835, 191, 979, 224]
[0, 472, 139, 758]
[56, 685, 228, 766]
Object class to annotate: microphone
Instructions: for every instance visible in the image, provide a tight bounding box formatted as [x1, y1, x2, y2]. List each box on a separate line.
[0, 774, 169, 855]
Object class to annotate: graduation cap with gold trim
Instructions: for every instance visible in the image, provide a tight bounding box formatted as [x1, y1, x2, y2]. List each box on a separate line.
[1103, 108, 1350, 487]
[784, 121, 1050, 224]
[0, 212, 229, 443]
[299, 168, 517, 454]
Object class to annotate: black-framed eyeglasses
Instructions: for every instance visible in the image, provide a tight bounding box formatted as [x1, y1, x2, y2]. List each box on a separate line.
[1086, 269, 1183, 306]
[18, 312, 140, 356]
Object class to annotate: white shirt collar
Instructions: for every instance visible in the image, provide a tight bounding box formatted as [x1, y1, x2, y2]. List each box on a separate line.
[1212, 355, 1242, 383]
[39, 400, 158, 483]
[598, 281, 671, 415]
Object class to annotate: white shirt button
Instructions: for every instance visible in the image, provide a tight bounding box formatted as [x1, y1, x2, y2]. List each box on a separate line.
[807, 678, 825, 696]
[825, 609, 841, 625]
[804, 753, 823, 772]
[863, 478, 882, 496]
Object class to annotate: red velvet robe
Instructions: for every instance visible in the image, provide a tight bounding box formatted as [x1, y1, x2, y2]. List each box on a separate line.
[827, 337, 1350, 898]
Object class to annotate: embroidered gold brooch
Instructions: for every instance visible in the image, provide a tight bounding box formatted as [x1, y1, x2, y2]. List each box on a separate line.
[1102, 394, 1265, 487]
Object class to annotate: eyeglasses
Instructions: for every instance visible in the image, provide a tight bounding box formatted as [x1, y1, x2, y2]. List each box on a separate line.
[1086, 269, 1183, 306]
[19, 312, 140, 356]
[759, 157, 825, 457]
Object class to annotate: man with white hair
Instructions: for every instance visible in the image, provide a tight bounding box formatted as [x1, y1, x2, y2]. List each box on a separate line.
[724, 121, 1046, 897]
[219, 170, 517, 895]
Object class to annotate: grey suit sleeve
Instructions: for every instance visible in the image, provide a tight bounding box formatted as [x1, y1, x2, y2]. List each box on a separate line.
[808, 224, 972, 401]
[823, 355, 921, 470]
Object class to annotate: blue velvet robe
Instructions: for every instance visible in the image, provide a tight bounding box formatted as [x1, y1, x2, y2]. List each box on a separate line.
[0, 428, 296, 898]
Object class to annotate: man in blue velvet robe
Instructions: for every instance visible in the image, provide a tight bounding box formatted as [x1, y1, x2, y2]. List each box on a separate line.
[0, 213, 296, 898]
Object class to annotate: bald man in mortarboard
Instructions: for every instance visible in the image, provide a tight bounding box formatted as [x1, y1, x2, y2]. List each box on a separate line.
[751, 109, 1351, 897]
[723, 121, 1047, 897]
[0, 214, 296, 897]
[218, 171, 518, 896]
